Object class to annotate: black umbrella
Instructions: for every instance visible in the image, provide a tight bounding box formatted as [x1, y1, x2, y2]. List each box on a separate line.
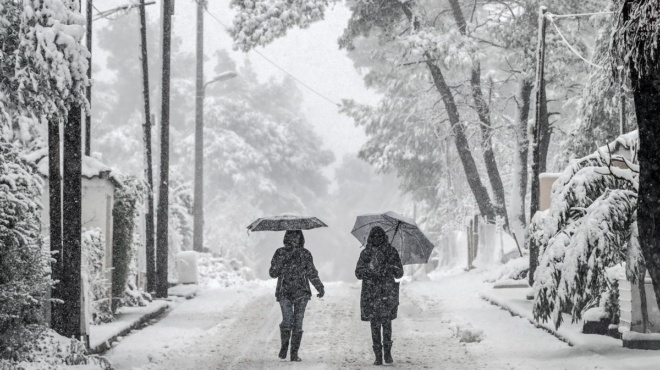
[351, 211, 435, 265]
[247, 214, 328, 232]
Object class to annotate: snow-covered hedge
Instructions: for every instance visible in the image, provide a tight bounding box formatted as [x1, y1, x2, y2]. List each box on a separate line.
[82, 228, 112, 325]
[532, 131, 640, 328]
[112, 175, 147, 312]
[0, 139, 46, 361]
[0, 329, 110, 369]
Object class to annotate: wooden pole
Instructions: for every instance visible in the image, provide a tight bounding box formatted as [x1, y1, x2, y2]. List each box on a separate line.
[529, 6, 547, 287]
[193, 0, 205, 252]
[139, 0, 156, 293]
[155, 0, 173, 298]
[85, 0, 92, 156]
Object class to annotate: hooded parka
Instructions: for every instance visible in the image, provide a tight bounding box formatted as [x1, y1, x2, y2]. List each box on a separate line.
[355, 226, 404, 322]
[269, 230, 324, 301]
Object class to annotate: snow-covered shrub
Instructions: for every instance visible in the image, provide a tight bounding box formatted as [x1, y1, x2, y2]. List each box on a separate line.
[82, 228, 112, 325]
[112, 175, 147, 312]
[123, 279, 151, 308]
[532, 131, 640, 328]
[485, 257, 529, 283]
[0, 329, 111, 369]
[0, 139, 47, 361]
[197, 252, 255, 288]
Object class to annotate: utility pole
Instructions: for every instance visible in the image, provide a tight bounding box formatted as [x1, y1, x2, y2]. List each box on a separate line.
[61, 104, 83, 339]
[139, 0, 156, 293]
[85, 0, 92, 156]
[193, 0, 205, 253]
[529, 6, 547, 287]
[48, 119, 63, 333]
[155, 0, 173, 298]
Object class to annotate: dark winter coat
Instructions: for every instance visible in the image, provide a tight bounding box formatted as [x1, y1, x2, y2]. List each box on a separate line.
[355, 227, 404, 322]
[269, 230, 324, 302]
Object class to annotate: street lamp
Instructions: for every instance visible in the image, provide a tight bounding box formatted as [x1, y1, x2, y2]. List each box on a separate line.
[193, 71, 237, 252]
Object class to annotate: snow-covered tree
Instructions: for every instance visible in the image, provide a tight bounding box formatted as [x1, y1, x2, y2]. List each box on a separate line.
[532, 131, 640, 328]
[0, 139, 46, 360]
[0, 0, 88, 141]
[611, 0, 660, 314]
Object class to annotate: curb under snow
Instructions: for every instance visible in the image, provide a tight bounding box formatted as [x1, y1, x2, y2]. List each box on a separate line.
[479, 290, 575, 346]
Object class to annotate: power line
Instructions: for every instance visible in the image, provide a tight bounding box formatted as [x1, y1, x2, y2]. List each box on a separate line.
[547, 15, 605, 69]
[204, 9, 341, 107]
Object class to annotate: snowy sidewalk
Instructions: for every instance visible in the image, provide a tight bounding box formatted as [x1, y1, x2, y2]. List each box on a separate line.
[88, 300, 169, 354]
[480, 284, 660, 369]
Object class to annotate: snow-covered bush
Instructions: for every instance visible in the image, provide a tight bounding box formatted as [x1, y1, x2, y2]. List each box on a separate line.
[485, 257, 529, 283]
[197, 252, 255, 288]
[532, 131, 640, 328]
[0, 329, 111, 369]
[0, 139, 47, 361]
[112, 175, 147, 312]
[82, 228, 112, 325]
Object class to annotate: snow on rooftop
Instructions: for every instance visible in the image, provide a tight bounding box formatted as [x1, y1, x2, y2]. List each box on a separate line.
[24, 149, 118, 182]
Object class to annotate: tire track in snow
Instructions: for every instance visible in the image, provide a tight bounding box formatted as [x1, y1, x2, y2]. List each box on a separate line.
[138, 282, 480, 369]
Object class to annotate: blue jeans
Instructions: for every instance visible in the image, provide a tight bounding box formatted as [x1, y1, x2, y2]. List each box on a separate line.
[280, 297, 308, 332]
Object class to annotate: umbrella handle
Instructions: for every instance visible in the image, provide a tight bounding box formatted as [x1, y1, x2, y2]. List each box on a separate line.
[391, 221, 401, 243]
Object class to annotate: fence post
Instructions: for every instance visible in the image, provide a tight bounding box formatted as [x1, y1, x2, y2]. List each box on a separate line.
[467, 220, 473, 269]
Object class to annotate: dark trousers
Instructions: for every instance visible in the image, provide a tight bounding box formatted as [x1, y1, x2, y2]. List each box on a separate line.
[370, 319, 392, 346]
[280, 297, 308, 332]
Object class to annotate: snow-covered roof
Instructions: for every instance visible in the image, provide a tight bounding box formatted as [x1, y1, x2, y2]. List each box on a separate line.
[23, 148, 120, 186]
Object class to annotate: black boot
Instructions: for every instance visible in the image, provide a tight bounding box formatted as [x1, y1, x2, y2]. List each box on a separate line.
[279, 326, 291, 359]
[290, 331, 303, 362]
[372, 344, 383, 365]
[383, 341, 393, 364]
[370, 321, 383, 365]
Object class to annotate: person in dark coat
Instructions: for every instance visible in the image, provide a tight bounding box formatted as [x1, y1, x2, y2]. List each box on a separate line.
[355, 226, 404, 365]
[269, 230, 324, 362]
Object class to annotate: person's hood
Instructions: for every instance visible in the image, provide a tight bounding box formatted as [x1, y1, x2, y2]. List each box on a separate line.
[283, 230, 305, 249]
[366, 226, 388, 249]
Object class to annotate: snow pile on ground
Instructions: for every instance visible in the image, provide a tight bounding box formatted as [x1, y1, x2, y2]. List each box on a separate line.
[483, 256, 529, 283]
[1, 329, 110, 370]
[197, 252, 256, 288]
[450, 322, 484, 343]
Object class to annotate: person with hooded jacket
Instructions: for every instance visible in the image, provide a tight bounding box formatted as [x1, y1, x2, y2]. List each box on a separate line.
[355, 226, 404, 365]
[269, 230, 324, 362]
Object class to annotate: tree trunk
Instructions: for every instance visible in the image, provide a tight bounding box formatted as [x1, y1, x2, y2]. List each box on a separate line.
[193, 0, 204, 252]
[426, 61, 496, 221]
[631, 68, 660, 315]
[139, 0, 156, 294]
[448, 0, 508, 226]
[49, 119, 63, 333]
[469, 63, 508, 225]
[61, 105, 82, 339]
[399, 1, 497, 221]
[514, 79, 533, 233]
[155, 0, 173, 298]
[529, 6, 548, 286]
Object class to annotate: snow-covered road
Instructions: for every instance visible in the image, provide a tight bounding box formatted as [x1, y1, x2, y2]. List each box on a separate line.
[107, 280, 477, 369]
[104, 271, 657, 370]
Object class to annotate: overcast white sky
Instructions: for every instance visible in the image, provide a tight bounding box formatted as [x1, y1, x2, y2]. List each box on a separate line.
[92, 0, 379, 169]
